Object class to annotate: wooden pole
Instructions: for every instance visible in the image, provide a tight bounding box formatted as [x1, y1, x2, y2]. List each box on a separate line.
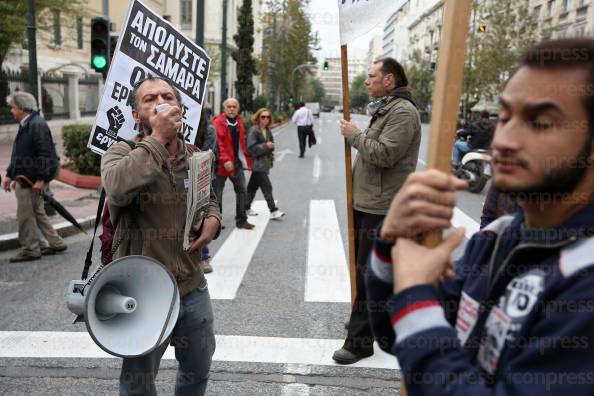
[340, 45, 357, 305]
[422, 0, 473, 248]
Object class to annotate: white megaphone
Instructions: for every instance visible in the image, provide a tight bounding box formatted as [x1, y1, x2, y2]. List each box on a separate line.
[67, 255, 180, 358]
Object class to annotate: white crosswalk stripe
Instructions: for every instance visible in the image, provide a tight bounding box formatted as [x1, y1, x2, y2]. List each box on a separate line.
[208, 200, 271, 300]
[0, 331, 399, 370]
[305, 200, 351, 303]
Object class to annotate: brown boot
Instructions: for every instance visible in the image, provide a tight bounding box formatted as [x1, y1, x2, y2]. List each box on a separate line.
[200, 260, 213, 274]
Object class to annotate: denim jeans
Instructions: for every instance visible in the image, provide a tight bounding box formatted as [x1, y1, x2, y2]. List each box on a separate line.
[452, 140, 470, 166]
[201, 245, 211, 261]
[119, 279, 215, 396]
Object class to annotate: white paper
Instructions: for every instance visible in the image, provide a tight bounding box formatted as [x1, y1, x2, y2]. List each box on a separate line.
[338, 0, 407, 45]
[183, 150, 213, 250]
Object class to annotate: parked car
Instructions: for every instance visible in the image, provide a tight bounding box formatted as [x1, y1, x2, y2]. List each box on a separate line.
[305, 102, 320, 118]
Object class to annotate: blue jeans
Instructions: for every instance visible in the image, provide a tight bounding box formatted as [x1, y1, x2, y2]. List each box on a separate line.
[452, 140, 470, 166]
[201, 245, 210, 261]
[119, 279, 215, 396]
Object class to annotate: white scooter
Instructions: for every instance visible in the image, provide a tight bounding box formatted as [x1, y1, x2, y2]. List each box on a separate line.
[453, 131, 492, 194]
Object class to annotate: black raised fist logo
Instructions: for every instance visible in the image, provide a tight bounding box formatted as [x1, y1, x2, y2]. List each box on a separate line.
[107, 106, 125, 136]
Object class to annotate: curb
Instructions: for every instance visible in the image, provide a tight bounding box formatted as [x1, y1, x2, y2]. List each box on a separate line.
[0, 215, 96, 252]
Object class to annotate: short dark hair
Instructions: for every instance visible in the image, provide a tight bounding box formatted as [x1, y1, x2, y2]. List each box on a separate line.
[374, 58, 408, 88]
[519, 38, 594, 137]
[129, 75, 182, 111]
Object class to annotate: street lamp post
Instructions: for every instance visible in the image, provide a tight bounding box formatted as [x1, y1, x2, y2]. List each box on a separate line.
[27, 0, 39, 104]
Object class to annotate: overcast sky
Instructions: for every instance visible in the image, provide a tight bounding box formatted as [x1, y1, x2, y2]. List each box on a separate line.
[306, 0, 383, 61]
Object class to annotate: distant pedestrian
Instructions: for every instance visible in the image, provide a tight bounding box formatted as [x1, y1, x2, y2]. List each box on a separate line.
[333, 57, 421, 365]
[291, 102, 315, 157]
[195, 107, 219, 273]
[3, 92, 66, 262]
[212, 98, 255, 230]
[246, 108, 285, 220]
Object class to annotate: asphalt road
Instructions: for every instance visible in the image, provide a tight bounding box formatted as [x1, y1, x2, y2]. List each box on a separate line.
[0, 112, 487, 395]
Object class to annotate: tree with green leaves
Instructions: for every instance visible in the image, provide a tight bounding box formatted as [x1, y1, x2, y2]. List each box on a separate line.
[349, 74, 369, 109]
[0, 0, 84, 68]
[462, 0, 544, 113]
[232, 0, 257, 112]
[405, 50, 434, 111]
[260, 0, 317, 110]
[302, 77, 325, 103]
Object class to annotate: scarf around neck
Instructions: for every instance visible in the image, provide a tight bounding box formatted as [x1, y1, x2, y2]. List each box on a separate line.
[367, 87, 417, 116]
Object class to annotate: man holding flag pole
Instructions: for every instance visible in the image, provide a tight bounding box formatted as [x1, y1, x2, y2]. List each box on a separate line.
[333, 0, 420, 365]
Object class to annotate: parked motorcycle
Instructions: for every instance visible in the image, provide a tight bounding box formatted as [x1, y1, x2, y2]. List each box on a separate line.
[453, 130, 492, 194]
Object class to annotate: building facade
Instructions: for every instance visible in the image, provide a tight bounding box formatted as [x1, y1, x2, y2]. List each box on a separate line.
[317, 56, 368, 106]
[1, 0, 261, 117]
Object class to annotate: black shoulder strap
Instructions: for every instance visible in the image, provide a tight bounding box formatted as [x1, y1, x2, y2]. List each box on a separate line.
[81, 140, 136, 280]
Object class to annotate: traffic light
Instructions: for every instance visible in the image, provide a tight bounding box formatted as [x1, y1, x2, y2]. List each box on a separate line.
[91, 17, 111, 77]
[478, 24, 487, 33]
[323, 61, 329, 71]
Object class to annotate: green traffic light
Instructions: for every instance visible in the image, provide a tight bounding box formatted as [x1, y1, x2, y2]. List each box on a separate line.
[92, 55, 107, 69]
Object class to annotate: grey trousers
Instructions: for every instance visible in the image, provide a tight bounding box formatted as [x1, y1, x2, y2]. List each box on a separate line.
[119, 280, 216, 396]
[15, 183, 64, 256]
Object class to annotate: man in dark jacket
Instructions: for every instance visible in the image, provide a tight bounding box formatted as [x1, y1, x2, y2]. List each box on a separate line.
[366, 38, 594, 395]
[3, 92, 66, 262]
[212, 98, 255, 230]
[452, 110, 495, 166]
[333, 58, 421, 364]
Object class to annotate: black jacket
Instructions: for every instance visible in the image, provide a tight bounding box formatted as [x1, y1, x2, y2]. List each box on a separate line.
[459, 118, 494, 150]
[247, 125, 274, 173]
[6, 112, 59, 182]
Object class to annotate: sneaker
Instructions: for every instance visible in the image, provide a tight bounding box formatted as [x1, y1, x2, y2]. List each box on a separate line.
[236, 222, 255, 230]
[9, 252, 41, 263]
[332, 348, 373, 365]
[270, 210, 285, 220]
[200, 260, 213, 274]
[246, 208, 258, 216]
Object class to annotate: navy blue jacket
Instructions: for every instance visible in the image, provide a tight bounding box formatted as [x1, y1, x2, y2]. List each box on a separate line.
[6, 112, 58, 182]
[366, 206, 594, 395]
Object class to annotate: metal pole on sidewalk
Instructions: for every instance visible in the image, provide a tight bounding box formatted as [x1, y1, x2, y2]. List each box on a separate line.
[196, 0, 205, 47]
[27, 0, 38, 104]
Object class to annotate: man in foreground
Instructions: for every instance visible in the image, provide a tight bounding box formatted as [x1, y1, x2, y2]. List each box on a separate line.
[3, 91, 66, 262]
[367, 38, 594, 394]
[333, 58, 421, 364]
[101, 76, 221, 395]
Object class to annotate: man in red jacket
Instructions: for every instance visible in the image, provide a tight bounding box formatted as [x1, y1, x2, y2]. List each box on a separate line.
[212, 98, 255, 229]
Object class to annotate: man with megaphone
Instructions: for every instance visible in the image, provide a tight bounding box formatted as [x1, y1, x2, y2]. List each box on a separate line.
[100, 76, 221, 396]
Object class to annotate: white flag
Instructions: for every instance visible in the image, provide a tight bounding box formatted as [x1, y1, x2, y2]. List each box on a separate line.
[338, 0, 407, 45]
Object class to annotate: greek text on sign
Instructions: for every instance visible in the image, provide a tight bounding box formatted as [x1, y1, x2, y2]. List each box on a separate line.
[87, 0, 211, 155]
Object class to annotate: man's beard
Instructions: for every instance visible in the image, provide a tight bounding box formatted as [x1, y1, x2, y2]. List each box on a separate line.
[137, 114, 152, 136]
[497, 138, 592, 202]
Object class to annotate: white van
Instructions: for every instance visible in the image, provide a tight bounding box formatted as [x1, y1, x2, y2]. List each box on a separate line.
[305, 102, 320, 118]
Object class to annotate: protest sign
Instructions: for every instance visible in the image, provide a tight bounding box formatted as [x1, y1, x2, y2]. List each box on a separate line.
[87, 0, 211, 155]
[338, 0, 406, 45]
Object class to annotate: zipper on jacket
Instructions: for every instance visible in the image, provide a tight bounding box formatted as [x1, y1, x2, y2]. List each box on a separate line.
[487, 236, 577, 292]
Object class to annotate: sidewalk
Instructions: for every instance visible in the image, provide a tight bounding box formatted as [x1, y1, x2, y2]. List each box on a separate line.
[0, 120, 292, 251]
